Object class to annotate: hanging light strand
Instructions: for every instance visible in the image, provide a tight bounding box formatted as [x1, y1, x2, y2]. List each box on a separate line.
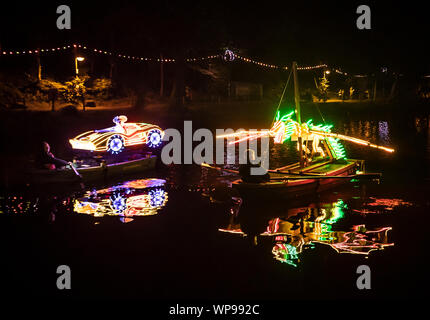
[1, 43, 366, 75]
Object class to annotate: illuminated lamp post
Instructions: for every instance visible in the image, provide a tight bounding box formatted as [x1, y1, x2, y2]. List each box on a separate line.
[75, 56, 85, 78]
[74, 56, 86, 110]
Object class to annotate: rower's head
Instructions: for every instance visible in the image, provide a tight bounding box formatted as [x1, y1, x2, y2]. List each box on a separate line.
[42, 141, 50, 153]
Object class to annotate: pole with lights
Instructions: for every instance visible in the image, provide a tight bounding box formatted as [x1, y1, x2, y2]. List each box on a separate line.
[75, 56, 85, 78]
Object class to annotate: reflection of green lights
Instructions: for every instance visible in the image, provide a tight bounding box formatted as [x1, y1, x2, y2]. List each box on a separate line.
[278, 243, 299, 268]
[284, 260, 298, 267]
[321, 223, 332, 232]
[318, 236, 336, 241]
[285, 243, 298, 256]
[319, 225, 335, 241]
[324, 200, 347, 225]
[317, 200, 347, 240]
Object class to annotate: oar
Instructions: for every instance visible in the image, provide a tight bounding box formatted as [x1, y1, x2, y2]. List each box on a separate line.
[68, 162, 86, 189]
[201, 163, 380, 180]
[270, 168, 380, 178]
[269, 169, 324, 176]
[68, 162, 83, 179]
[201, 163, 239, 174]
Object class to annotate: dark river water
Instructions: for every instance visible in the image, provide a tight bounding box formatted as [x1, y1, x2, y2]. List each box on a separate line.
[1, 110, 429, 302]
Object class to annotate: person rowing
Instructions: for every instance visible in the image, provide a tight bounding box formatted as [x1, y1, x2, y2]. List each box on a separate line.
[38, 141, 73, 170]
[38, 141, 82, 179]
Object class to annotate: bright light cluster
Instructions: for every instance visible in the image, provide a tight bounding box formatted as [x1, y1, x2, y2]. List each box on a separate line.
[217, 110, 394, 157]
[146, 129, 163, 148]
[69, 115, 164, 154]
[309, 122, 347, 159]
[74, 187, 168, 218]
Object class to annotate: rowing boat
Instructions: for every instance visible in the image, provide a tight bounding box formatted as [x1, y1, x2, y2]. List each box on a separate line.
[25, 154, 157, 185]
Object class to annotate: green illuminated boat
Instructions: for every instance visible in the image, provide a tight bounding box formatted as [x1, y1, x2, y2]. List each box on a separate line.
[217, 62, 392, 201]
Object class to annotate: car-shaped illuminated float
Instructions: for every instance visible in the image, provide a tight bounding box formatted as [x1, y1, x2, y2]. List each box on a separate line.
[69, 115, 164, 154]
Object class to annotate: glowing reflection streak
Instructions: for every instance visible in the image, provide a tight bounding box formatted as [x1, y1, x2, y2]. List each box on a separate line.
[326, 226, 394, 255]
[219, 199, 394, 267]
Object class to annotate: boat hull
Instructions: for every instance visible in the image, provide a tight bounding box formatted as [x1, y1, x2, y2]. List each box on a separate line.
[232, 159, 360, 201]
[27, 155, 157, 185]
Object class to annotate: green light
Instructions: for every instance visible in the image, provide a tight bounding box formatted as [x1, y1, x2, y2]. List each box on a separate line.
[279, 111, 294, 122]
[324, 199, 347, 224]
[328, 137, 347, 159]
[272, 111, 348, 159]
[309, 121, 347, 159]
[283, 244, 299, 267]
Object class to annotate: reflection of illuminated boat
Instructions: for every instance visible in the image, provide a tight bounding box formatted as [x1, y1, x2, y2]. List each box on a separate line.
[263, 217, 393, 256]
[74, 179, 168, 217]
[219, 199, 394, 266]
[27, 154, 157, 185]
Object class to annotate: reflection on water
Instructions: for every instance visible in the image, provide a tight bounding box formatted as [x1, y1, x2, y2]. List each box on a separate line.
[270, 224, 392, 267]
[378, 121, 390, 145]
[1, 113, 430, 299]
[219, 194, 401, 267]
[0, 195, 40, 214]
[352, 197, 412, 214]
[340, 120, 394, 146]
[74, 179, 168, 219]
[0, 179, 168, 225]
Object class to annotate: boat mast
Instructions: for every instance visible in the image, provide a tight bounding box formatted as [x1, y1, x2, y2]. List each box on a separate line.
[292, 61, 304, 168]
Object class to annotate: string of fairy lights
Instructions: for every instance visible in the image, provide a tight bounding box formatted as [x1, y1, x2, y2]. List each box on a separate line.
[0, 43, 362, 76]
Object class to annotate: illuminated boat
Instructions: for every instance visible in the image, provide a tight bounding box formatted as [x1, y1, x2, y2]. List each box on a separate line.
[26, 153, 157, 185]
[69, 115, 164, 154]
[215, 62, 394, 201]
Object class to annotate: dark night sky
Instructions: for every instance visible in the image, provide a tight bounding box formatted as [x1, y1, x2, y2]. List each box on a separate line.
[0, 0, 429, 75]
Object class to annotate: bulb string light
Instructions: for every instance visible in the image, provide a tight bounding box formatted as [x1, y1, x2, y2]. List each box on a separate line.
[1, 43, 177, 63]
[1, 43, 374, 76]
